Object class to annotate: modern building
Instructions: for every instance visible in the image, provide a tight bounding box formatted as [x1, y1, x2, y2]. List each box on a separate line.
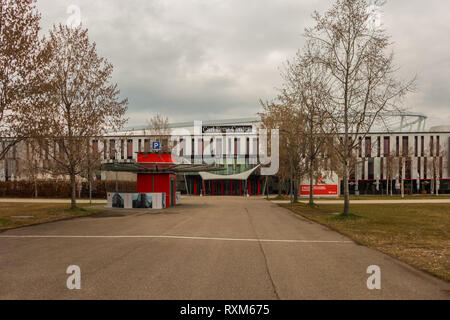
[1, 113, 450, 195]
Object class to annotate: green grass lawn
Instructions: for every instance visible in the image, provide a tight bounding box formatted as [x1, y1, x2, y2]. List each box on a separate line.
[280, 202, 450, 281]
[0, 202, 105, 231]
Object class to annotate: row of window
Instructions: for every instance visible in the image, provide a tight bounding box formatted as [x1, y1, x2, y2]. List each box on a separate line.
[357, 135, 444, 158]
[354, 156, 445, 180]
[96, 137, 260, 160]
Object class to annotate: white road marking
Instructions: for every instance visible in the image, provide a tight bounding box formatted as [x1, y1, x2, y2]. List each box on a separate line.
[0, 234, 352, 243]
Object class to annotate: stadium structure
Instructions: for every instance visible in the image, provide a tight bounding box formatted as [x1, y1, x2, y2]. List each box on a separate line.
[1, 112, 449, 196]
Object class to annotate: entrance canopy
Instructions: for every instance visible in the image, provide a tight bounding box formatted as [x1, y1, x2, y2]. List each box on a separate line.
[199, 165, 260, 181]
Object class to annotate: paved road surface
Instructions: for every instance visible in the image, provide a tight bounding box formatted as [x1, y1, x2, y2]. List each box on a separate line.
[0, 197, 448, 299]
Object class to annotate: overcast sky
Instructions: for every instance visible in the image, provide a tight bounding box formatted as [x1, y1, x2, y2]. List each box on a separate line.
[37, 0, 450, 129]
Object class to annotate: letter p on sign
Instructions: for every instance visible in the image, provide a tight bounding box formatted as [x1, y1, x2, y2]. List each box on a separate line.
[66, 265, 81, 290]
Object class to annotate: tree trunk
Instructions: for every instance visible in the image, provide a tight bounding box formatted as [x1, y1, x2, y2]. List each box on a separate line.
[343, 161, 350, 215]
[34, 178, 38, 198]
[89, 179, 92, 204]
[293, 179, 298, 203]
[309, 159, 314, 206]
[401, 158, 405, 199]
[70, 173, 77, 209]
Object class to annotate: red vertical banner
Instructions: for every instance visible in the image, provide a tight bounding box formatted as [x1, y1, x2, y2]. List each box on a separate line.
[202, 180, 206, 196]
[257, 180, 261, 195]
[248, 179, 251, 195]
[239, 181, 242, 196]
[194, 179, 197, 195]
[229, 180, 232, 196]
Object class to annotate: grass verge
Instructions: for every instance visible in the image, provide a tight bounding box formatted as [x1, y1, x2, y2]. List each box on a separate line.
[0, 202, 105, 231]
[271, 195, 450, 201]
[280, 202, 450, 281]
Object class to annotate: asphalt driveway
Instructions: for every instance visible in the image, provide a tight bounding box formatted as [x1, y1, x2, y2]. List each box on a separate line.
[0, 197, 448, 299]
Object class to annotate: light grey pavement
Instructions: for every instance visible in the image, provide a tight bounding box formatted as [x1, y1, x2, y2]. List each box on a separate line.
[0, 196, 448, 300]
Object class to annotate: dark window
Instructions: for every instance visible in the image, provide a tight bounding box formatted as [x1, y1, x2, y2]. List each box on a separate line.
[377, 136, 381, 157]
[246, 138, 250, 156]
[179, 138, 184, 157]
[234, 138, 240, 156]
[414, 136, 418, 157]
[121, 140, 125, 159]
[127, 139, 133, 159]
[383, 137, 390, 156]
[405, 158, 411, 179]
[109, 140, 116, 160]
[421, 136, 425, 156]
[396, 137, 399, 157]
[138, 139, 142, 153]
[402, 136, 408, 156]
[103, 140, 107, 159]
[368, 158, 374, 180]
[365, 137, 371, 158]
[424, 157, 427, 179]
[418, 157, 421, 178]
[92, 140, 99, 155]
[430, 136, 434, 156]
[210, 138, 214, 156]
[436, 136, 440, 155]
[358, 137, 362, 158]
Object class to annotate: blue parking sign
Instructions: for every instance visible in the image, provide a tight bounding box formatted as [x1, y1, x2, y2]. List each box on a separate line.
[152, 141, 162, 151]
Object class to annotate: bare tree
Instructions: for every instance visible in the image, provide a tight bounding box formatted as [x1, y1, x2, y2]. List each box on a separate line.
[32, 25, 128, 209]
[280, 51, 332, 206]
[304, 0, 415, 214]
[79, 138, 103, 204]
[146, 114, 171, 152]
[424, 145, 447, 196]
[383, 150, 400, 196]
[260, 101, 308, 203]
[20, 139, 42, 197]
[0, 0, 42, 160]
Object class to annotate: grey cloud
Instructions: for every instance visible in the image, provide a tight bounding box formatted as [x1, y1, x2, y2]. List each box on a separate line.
[37, 0, 450, 128]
